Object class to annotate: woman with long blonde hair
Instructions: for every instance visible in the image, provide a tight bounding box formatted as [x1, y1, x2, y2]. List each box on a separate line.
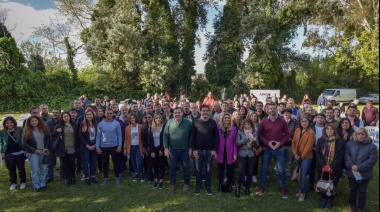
[216, 113, 237, 193]
[149, 114, 165, 189]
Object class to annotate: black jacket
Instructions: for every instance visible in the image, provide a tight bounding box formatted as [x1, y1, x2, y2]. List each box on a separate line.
[316, 137, 345, 175]
[23, 133, 51, 154]
[52, 123, 79, 157]
[78, 123, 97, 155]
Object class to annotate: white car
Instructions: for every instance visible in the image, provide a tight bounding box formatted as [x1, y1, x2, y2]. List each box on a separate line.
[358, 94, 379, 104]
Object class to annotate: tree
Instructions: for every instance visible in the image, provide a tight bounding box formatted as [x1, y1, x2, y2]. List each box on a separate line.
[204, 0, 244, 87]
[20, 41, 46, 72]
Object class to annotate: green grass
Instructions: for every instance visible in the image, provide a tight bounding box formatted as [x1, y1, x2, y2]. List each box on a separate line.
[0, 158, 378, 211]
[0, 105, 379, 211]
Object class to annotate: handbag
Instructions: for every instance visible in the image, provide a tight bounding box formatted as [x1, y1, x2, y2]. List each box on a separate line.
[314, 171, 335, 196]
[291, 166, 300, 182]
[42, 154, 49, 164]
[51, 135, 63, 150]
[254, 146, 262, 157]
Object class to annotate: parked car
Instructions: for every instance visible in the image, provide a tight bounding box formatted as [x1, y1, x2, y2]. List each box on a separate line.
[358, 94, 379, 104]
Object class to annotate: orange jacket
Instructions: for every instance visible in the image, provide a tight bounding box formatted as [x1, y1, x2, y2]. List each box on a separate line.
[292, 128, 315, 160]
[124, 124, 144, 156]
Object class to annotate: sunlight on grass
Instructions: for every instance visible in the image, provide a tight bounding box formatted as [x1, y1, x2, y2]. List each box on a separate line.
[93, 197, 109, 203]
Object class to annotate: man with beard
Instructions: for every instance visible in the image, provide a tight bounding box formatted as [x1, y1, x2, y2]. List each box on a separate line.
[256, 103, 290, 199]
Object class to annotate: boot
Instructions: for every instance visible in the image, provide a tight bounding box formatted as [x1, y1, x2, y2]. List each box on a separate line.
[217, 182, 222, 192]
[320, 198, 327, 208]
[245, 186, 250, 196]
[325, 199, 333, 210]
[235, 185, 241, 198]
[349, 206, 356, 212]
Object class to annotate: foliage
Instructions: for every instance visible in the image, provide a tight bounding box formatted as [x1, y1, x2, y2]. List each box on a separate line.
[204, 0, 244, 87]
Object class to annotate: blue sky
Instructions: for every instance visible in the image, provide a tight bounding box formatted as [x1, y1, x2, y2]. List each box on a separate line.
[0, 0, 312, 72]
[0, 0, 56, 9]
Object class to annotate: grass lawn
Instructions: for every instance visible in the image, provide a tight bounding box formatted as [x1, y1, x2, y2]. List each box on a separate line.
[0, 104, 379, 211]
[0, 155, 378, 211]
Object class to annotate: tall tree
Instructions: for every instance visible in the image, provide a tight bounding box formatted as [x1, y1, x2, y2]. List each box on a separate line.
[204, 0, 244, 87]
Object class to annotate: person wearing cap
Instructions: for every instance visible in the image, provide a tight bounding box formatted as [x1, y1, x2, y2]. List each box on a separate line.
[275, 108, 299, 179]
[361, 100, 379, 126]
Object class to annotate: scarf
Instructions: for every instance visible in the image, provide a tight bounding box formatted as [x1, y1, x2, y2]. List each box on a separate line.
[323, 136, 336, 165]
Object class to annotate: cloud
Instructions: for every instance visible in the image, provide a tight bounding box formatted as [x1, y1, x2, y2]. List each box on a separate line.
[0, 2, 58, 43]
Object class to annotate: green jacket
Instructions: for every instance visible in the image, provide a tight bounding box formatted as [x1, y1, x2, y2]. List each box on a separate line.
[0, 127, 24, 153]
[163, 118, 192, 150]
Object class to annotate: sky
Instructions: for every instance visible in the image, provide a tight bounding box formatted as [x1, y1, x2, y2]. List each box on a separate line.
[0, 0, 311, 73]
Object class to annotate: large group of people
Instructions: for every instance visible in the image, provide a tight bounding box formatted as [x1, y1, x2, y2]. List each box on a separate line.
[0, 92, 378, 211]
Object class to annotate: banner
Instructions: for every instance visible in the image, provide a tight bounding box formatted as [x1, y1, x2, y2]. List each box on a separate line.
[250, 90, 280, 105]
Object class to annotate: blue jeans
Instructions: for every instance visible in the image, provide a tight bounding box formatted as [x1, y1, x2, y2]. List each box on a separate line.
[47, 149, 56, 180]
[169, 148, 190, 185]
[297, 158, 311, 193]
[29, 153, 47, 189]
[82, 150, 97, 178]
[261, 148, 286, 189]
[275, 145, 293, 177]
[130, 145, 143, 175]
[195, 150, 213, 189]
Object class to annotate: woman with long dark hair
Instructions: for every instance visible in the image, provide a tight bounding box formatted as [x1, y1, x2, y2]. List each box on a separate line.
[124, 114, 144, 182]
[142, 113, 154, 183]
[239, 106, 248, 120]
[249, 112, 261, 183]
[291, 116, 315, 201]
[337, 118, 355, 143]
[23, 116, 50, 191]
[0, 116, 26, 190]
[53, 112, 79, 186]
[315, 124, 345, 210]
[79, 110, 98, 185]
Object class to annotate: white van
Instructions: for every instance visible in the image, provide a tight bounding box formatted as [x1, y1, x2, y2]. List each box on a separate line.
[323, 89, 357, 104]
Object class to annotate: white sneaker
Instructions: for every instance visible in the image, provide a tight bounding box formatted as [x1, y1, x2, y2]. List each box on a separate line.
[81, 175, 85, 181]
[10, 184, 17, 191]
[20, 183, 26, 189]
[252, 176, 257, 183]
